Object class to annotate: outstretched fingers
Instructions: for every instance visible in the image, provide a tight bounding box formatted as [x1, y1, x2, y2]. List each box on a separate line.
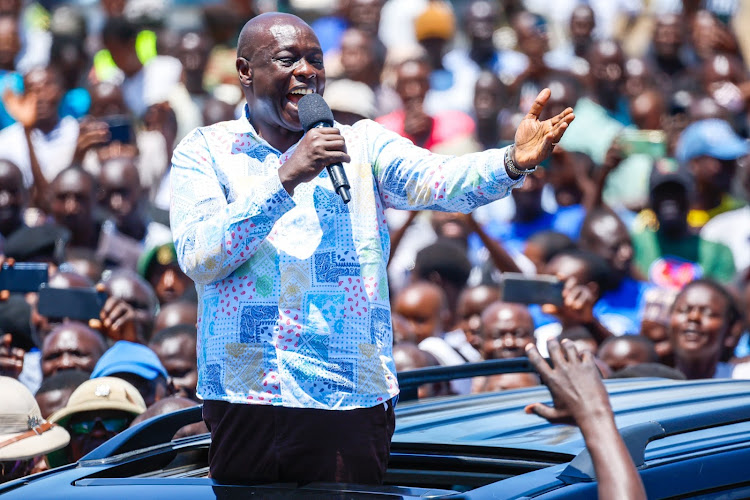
[525, 88, 552, 120]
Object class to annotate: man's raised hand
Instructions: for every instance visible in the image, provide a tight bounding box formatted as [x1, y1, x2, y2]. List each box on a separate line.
[524, 339, 611, 425]
[513, 88, 575, 170]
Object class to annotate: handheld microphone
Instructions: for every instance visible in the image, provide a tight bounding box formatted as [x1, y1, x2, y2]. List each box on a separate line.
[297, 93, 351, 204]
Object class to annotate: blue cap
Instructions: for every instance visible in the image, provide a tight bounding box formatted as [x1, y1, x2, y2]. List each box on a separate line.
[676, 118, 749, 163]
[91, 341, 168, 381]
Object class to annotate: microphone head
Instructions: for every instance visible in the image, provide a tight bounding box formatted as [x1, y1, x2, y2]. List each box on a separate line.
[298, 93, 334, 132]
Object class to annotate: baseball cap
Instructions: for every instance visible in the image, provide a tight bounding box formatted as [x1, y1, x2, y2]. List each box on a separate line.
[0, 376, 70, 460]
[649, 158, 694, 194]
[90, 341, 168, 381]
[48, 376, 146, 428]
[137, 242, 178, 280]
[675, 118, 750, 163]
[4, 225, 70, 264]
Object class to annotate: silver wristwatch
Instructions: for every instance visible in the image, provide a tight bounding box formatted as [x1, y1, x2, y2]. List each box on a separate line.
[504, 144, 537, 176]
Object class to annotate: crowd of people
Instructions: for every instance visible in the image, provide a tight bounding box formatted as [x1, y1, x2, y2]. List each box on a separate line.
[0, 0, 749, 487]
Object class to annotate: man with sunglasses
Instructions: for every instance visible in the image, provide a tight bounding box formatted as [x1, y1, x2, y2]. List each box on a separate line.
[48, 376, 146, 465]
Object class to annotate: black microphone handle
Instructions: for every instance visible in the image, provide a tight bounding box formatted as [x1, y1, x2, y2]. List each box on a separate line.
[310, 122, 351, 204]
[327, 164, 351, 204]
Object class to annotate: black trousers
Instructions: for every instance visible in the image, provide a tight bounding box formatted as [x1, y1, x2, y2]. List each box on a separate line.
[202, 399, 396, 485]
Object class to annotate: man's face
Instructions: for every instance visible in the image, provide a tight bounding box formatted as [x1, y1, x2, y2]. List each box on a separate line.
[150, 264, 193, 306]
[514, 13, 548, 62]
[430, 212, 469, 241]
[24, 68, 63, 125]
[473, 74, 504, 122]
[242, 21, 325, 132]
[340, 29, 374, 82]
[590, 42, 624, 93]
[392, 286, 444, 343]
[348, 0, 383, 34]
[0, 162, 25, 236]
[41, 324, 105, 377]
[465, 0, 497, 48]
[68, 409, 134, 461]
[669, 284, 728, 364]
[150, 334, 198, 400]
[480, 303, 534, 359]
[583, 214, 633, 278]
[654, 14, 682, 59]
[651, 183, 689, 235]
[0, 16, 20, 68]
[395, 60, 430, 108]
[50, 170, 94, 231]
[689, 156, 736, 194]
[98, 160, 141, 227]
[455, 286, 501, 350]
[569, 6, 594, 46]
[598, 339, 652, 372]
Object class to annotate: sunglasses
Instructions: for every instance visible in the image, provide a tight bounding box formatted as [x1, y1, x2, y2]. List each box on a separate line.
[69, 417, 130, 435]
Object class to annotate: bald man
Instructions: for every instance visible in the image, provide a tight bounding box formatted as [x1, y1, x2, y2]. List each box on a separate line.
[169, 12, 573, 484]
[479, 301, 535, 359]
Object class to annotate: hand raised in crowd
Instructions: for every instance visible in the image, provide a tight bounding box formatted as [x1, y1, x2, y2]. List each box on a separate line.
[602, 140, 625, 175]
[0, 333, 24, 378]
[3, 89, 37, 130]
[403, 100, 433, 144]
[542, 278, 596, 325]
[525, 339, 611, 424]
[513, 88, 575, 169]
[278, 127, 351, 195]
[525, 339, 647, 500]
[92, 284, 142, 343]
[73, 119, 110, 164]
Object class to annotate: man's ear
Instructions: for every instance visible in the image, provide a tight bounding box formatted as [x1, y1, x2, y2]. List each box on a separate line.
[236, 57, 252, 88]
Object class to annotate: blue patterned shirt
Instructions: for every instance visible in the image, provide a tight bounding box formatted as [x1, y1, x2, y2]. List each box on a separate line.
[170, 111, 522, 409]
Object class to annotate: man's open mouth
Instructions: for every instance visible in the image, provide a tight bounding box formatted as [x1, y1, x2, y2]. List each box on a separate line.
[286, 88, 315, 105]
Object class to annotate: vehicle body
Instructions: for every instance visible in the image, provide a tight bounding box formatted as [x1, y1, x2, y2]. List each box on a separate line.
[3, 360, 750, 499]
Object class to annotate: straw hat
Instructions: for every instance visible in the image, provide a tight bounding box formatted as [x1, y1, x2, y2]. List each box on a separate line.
[0, 377, 70, 461]
[48, 377, 146, 428]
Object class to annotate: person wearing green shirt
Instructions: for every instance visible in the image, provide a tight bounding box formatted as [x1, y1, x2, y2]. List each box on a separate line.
[632, 159, 736, 288]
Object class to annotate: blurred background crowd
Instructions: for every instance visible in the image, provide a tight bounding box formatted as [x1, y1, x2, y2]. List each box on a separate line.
[1, 0, 750, 483]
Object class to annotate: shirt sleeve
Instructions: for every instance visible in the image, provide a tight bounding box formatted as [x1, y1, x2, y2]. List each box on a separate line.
[170, 129, 295, 285]
[364, 120, 523, 212]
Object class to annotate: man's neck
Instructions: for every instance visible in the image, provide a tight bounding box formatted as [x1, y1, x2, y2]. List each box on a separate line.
[476, 120, 499, 149]
[118, 217, 147, 241]
[34, 117, 59, 135]
[252, 118, 303, 153]
[184, 72, 207, 95]
[71, 224, 98, 249]
[123, 60, 144, 79]
[469, 44, 494, 67]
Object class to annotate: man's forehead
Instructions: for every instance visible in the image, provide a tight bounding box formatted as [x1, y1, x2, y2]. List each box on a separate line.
[242, 16, 320, 56]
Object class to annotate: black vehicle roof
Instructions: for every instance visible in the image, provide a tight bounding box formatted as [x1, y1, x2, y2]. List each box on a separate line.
[3, 377, 750, 499]
[393, 378, 750, 460]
